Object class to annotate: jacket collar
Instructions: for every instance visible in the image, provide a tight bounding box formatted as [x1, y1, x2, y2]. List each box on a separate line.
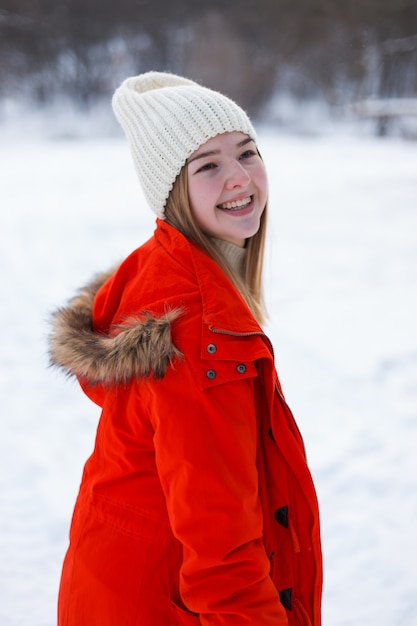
[155, 219, 262, 336]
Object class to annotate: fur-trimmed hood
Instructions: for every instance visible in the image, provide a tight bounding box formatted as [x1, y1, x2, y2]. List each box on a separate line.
[48, 219, 263, 389]
[48, 269, 182, 384]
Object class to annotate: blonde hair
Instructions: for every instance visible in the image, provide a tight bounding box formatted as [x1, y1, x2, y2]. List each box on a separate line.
[164, 166, 267, 325]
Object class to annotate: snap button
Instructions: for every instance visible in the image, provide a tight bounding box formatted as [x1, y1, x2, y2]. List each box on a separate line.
[207, 343, 217, 354]
[206, 369, 216, 379]
[236, 364, 246, 374]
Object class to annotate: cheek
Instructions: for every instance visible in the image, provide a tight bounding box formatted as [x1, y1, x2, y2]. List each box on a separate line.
[188, 178, 219, 210]
[187, 182, 209, 226]
[188, 178, 206, 207]
[258, 168, 269, 201]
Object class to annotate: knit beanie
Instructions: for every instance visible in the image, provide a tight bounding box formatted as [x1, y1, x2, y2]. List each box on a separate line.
[112, 71, 257, 218]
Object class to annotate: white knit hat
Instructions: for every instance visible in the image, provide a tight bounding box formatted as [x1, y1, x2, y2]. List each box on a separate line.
[112, 71, 257, 217]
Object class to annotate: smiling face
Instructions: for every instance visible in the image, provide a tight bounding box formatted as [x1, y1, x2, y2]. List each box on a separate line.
[186, 132, 268, 247]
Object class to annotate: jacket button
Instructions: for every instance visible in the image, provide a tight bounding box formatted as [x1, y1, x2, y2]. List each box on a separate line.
[279, 588, 293, 610]
[206, 369, 216, 379]
[236, 364, 246, 374]
[207, 343, 217, 354]
[274, 505, 289, 528]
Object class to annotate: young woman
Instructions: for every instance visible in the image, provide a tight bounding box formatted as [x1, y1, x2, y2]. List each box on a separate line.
[49, 72, 322, 626]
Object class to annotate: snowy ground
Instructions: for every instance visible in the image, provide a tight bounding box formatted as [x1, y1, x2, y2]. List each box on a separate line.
[1, 123, 416, 626]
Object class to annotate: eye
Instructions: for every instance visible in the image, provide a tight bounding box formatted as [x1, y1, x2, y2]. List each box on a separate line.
[196, 162, 217, 173]
[239, 149, 257, 160]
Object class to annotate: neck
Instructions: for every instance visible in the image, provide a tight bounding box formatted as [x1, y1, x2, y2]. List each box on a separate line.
[212, 238, 247, 278]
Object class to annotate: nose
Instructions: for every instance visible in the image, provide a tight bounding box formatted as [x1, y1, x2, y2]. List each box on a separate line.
[225, 160, 251, 189]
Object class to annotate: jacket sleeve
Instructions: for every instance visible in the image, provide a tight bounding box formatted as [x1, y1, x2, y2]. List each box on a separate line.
[141, 327, 288, 625]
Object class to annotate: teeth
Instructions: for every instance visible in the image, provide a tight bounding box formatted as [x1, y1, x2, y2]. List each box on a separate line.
[218, 196, 251, 210]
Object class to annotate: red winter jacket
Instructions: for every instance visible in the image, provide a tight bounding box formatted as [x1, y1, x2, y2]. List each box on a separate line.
[49, 219, 322, 626]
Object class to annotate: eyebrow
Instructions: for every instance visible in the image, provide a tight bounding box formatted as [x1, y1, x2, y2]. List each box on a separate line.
[187, 136, 254, 165]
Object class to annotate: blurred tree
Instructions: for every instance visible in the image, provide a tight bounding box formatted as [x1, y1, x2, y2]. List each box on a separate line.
[0, 0, 416, 114]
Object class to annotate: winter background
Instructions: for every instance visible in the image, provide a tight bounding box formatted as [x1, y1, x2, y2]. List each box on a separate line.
[1, 104, 417, 626]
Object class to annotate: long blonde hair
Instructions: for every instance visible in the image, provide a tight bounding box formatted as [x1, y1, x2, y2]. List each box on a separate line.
[164, 166, 268, 325]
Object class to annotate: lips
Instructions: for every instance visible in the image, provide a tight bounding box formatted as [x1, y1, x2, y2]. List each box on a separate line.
[217, 196, 252, 211]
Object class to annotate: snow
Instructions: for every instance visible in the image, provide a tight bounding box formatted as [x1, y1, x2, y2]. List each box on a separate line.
[1, 123, 416, 625]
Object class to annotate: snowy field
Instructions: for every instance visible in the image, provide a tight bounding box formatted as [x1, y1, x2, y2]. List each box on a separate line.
[1, 121, 416, 626]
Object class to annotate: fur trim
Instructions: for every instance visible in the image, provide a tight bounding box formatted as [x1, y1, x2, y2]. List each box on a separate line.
[48, 269, 183, 384]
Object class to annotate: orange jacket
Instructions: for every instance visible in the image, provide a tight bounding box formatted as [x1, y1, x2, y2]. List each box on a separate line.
[50, 219, 322, 626]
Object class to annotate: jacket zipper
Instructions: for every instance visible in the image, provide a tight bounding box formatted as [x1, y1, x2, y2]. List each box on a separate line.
[209, 326, 275, 355]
